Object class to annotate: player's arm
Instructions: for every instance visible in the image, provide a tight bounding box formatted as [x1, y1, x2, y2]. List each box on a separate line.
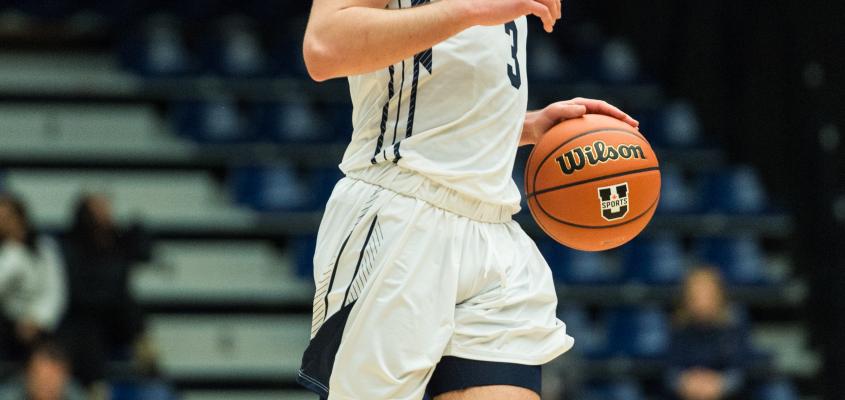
[520, 97, 640, 146]
[303, 0, 561, 81]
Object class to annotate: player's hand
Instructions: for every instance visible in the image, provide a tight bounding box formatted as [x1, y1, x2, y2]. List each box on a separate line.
[520, 97, 639, 146]
[457, 0, 562, 33]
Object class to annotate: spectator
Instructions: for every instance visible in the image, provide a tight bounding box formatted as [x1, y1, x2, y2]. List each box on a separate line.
[666, 267, 750, 400]
[58, 194, 156, 394]
[0, 194, 67, 360]
[0, 341, 86, 400]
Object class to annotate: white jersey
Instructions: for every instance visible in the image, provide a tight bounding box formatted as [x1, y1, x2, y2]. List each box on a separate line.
[340, 3, 528, 214]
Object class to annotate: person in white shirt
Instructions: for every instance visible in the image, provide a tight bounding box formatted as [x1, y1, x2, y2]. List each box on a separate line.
[0, 194, 67, 358]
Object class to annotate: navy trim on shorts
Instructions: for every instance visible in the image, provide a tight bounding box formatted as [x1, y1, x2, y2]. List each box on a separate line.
[298, 301, 357, 398]
[426, 356, 542, 397]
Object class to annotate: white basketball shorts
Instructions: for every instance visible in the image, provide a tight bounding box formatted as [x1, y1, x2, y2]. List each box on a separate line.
[298, 167, 574, 400]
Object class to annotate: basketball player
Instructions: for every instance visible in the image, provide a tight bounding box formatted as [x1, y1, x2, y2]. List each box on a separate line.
[298, 1, 639, 399]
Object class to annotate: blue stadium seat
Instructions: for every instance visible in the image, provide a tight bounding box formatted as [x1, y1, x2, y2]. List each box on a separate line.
[755, 380, 800, 400]
[87, 0, 146, 25]
[110, 380, 177, 400]
[310, 167, 343, 206]
[582, 380, 645, 400]
[659, 101, 703, 148]
[599, 38, 641, 84]
[326, 103, 355, 140]
[656, 164, 696, 214]
[155, 0, 226, 22]
[696, 236, 771, 285]
[292, 235, 317, 279]
[231, 166, 340, 212]
[698, 166, 767, 214]
[231, 165, 313, 212]
[269, 32, 310, 78]
[11, 0, 77, 19]
[622, 234, 686, 285]
[538, 241, 620, 284]
[527, 35, 570, 83]
[252, 102, 333, 143]
[119, 15, 193, 77]
[170, 98, 249, 143]
[200, 17, 267, 77]
[558, 305, 604, 357]
[604, 305, 669, 358]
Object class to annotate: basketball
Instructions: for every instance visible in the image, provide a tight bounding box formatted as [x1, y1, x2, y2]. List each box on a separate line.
[525, 114, 661, 251]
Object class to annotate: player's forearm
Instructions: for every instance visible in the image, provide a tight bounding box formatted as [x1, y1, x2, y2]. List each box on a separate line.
[303, 2, 474, 81]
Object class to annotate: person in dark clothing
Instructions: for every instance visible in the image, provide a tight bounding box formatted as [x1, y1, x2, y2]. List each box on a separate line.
[57, 194, 156, 395]
[666, 267, 750, 400]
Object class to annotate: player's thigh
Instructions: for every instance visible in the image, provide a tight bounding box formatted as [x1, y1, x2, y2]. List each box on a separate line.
[434, 385, 540, 400]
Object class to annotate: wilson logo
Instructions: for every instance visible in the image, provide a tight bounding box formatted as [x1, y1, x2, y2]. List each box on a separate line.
[555, 140, 646, 175]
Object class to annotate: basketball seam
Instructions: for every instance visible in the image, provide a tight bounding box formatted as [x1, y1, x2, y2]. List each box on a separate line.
[527, 167, 661, 197]
[529, 127, 649, 198]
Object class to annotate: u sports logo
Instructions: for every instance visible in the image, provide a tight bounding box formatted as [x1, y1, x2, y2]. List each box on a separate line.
[598, 183, 630, 221]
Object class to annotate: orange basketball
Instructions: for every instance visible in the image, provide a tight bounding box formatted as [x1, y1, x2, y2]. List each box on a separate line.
[525, 114, 661, 251]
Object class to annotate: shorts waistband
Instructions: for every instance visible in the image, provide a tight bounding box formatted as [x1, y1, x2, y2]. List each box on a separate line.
[346, 164, 516, 223]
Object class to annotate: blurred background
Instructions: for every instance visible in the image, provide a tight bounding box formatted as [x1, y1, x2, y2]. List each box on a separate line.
[0, 1, 841, 400]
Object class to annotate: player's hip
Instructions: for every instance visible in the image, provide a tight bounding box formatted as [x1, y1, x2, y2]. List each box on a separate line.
[312, 176, 552, 309]
[341, 162, 519, 223]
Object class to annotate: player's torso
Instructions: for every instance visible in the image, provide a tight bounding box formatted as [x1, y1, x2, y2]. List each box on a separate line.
[341, 4, 528, 208]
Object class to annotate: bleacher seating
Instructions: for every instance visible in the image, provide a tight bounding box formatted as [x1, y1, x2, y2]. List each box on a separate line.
[602, 305, 670, 359]
[582, 380, 645, 400]
[0, 104, 192, 160]
[132, 241, 311, 305]
[658, 100, 703, 148]
[181, 391, 315, 400]
[251, 102, 331, 143]
[557, 305, 604, 358]
[696, 236, 772, 285]
[119, 15, 193, 77]
[756, 379, 800, 400]
[171, 98, 249, 143]
[540, 241, 621, 284]
[622, 234, 686, 285]
[231, 165, 313, 212]
[655, 164, 696, 214]
[149, 315, 310, 381]
[2, 169, 252, 229]
[110, 381, 178, 400]
[200, 17, 267, 78]
[699, 166, 768, 214]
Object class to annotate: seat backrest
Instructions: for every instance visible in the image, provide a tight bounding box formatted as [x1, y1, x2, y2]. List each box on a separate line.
[696, 235, 768, 285]
[755, 380, 799, 400]
[605, 306, 669, 358]
[623, 234, 686, 285]
[656, 164, 695, 214]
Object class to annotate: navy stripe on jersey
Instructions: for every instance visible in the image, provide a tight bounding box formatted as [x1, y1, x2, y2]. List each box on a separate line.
[391, 59, 407, 146]
[390, 59, 407, 163]
[370, 65, 395, 165]
[394, 0, 432, 164]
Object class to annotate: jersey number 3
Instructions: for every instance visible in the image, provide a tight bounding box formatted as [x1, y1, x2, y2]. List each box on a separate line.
[505, 21, 522, 89]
